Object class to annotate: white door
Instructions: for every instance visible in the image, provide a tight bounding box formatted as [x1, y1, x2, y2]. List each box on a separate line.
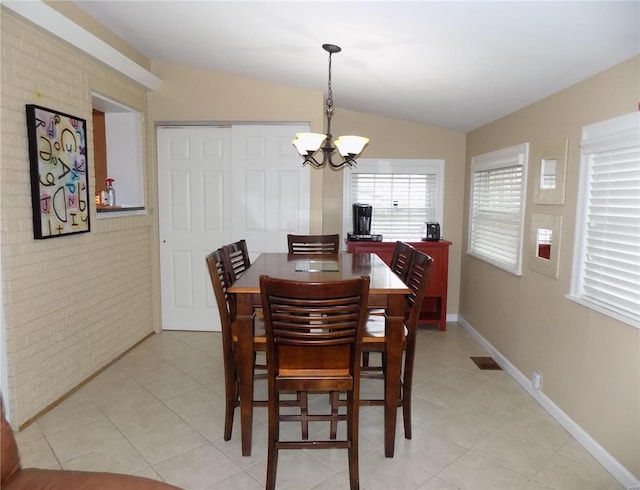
[158, 127, 232, 331]
[231, 125, 310, 255]
[157, 124, 310, 331]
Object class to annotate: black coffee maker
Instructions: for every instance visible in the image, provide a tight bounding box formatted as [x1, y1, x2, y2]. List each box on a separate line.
[347, 203, 382, 242]
[352, 203, 372, 235]
[348, 203, 382, 241]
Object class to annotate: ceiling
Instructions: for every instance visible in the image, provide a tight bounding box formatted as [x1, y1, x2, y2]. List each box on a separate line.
[74, 1, 640, 132]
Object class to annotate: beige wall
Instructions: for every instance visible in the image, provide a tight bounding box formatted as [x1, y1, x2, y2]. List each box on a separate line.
[0, 8, 157, 426]
[328, 108, 466, 316]
[147, 62, 466, 318]
[3, 2, 636, 481]
[462, 55, 640, 477]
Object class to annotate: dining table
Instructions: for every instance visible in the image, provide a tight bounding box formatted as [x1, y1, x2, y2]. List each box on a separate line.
[227, 252, 411, 458]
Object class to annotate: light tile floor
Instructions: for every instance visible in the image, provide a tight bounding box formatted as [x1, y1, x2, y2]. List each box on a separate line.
[13, 324, 622, 490]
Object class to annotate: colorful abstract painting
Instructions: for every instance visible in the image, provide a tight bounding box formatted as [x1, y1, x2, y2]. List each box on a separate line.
[26, 105, 90, 239]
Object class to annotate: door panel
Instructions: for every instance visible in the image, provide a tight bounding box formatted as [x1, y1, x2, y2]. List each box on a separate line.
[158, 127, 231, 331]
[231, 125, 310, 254]
[158, 124, 310, 331]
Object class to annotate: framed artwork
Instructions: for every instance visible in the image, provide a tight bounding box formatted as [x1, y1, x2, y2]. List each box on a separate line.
[26, 105, 90, 239]
[529, 213, 563, 279]
[532, 138, 568, 205]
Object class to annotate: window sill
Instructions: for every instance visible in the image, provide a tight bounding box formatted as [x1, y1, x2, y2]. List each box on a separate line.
[96, 205, 146, 218]
[565, 294, 639, 329]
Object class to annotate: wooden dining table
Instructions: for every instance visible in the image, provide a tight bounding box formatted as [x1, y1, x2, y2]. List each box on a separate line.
[227, 252, 410, 458]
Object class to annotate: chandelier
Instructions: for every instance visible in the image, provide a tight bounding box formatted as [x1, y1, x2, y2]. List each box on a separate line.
[292, 44, 369, 169]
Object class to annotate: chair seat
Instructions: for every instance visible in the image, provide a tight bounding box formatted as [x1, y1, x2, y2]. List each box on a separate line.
[363, 315, 408, 341]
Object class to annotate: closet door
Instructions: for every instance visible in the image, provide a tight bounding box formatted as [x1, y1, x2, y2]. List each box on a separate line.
[231, 124, 310, 254]
[158, 126, 231, 331]
[157, 124, 310, 331]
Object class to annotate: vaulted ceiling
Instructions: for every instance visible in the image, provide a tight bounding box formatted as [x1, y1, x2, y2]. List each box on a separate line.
[75, 1, 640, 132]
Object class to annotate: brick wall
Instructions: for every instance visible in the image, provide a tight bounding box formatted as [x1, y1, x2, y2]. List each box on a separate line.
[1, 8, 157, 426]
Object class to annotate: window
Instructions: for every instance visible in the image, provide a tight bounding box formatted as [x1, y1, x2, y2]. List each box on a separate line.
[92, 93, 145, 212]
[343, 159, 445, 241]
[569, 112, 640, 327]
[468, 143, 529, 275]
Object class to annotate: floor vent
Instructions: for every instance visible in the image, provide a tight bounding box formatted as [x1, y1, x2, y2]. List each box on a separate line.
[470, 356, 502, 370]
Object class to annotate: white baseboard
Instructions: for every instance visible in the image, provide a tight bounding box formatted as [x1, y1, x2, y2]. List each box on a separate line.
[457, 315, 640, 490]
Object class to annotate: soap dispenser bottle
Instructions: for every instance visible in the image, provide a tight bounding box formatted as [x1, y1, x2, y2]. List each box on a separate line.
[105, 178, 116, 206]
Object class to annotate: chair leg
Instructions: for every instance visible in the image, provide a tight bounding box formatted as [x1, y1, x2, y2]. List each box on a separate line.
[346, 391, 360, 490]
[266, 390, 280, 490]
[299, 391, 309, 440]
[223, 371, 238, 441]
[329, 391, 340, 439]
[402, 339, 417, 439]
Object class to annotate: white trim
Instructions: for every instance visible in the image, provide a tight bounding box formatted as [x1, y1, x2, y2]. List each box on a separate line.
[342, 158, 445, 241]
[446, 313, 458, 323]
[2, 1, 161, 91]
[467, 143, 529, 276]
[570, 112, 640, 328]
[565, 294, 640, 330]
[457, 315, 640, 490]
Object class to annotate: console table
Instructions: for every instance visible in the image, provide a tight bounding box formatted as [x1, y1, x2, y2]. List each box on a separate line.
[346, 240, 452, 331]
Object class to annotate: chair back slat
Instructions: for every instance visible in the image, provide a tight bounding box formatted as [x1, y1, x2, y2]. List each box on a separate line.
[260, 275, 369, 375]
[222, 239, 251, 282]
[287, 234, 340, 254]
[390, 241, 415, 282]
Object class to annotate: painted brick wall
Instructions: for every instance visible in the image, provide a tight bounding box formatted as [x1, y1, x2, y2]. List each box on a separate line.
[1, 8, 157, 426]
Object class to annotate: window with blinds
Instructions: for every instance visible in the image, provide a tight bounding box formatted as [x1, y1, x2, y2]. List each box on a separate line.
[468, 143, 529, 275]
[343, 159, 444, 242]
[570, 112, 640, 327]
[350, 173, 437, 241]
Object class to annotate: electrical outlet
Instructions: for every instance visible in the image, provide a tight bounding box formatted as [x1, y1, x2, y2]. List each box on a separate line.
[532, 370, 543, 390]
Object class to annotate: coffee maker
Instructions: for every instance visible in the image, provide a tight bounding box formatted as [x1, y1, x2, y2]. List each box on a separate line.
[348, 203, 382, 241]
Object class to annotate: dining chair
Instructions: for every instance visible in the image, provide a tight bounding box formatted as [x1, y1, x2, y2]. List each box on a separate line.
[222, 239, 251, 282]
[363, 241, 416, 369]
[260, 275, 370, 490]
[205, 249, 265, 440]
[287, 233, 340, 254]
[390, 240, 416, 282]
[205, 249, 305, 441]
[355, 250, 434, 439]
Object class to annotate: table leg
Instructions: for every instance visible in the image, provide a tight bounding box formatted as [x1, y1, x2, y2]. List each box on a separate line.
[236, 294, 255, 457]
[384, 294, 404, 458]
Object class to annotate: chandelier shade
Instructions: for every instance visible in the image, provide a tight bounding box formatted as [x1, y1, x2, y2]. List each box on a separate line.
[292, 44, 369, 169]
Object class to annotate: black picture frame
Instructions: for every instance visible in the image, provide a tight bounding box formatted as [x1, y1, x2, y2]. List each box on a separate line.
[26, 104, 90, 239]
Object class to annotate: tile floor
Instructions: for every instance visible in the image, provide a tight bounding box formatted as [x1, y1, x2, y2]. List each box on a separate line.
[13, 324, 622, 490]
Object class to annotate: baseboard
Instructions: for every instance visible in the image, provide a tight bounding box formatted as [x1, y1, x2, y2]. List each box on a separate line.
[457, 315, 640, 490]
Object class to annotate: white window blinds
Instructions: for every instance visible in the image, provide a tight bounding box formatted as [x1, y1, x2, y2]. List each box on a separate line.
[468, 143, 529, 275]
[344, 159, 444, 242]
[350, 173, 437, 241]
[571, 112, 640, 327]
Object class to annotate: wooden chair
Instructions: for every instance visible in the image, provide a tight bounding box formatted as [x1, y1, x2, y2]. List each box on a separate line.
[390, 241, 416, 282]
[356, 250, 434, 439]
[205, 249, 304, 441]
[205, 249, 265, 440]
[363, 241, 415, 368]
[222, 239, 251, 282]
[260, 275, 370, 490]
[287, 233, 340, 254]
